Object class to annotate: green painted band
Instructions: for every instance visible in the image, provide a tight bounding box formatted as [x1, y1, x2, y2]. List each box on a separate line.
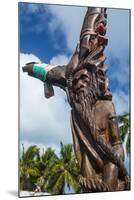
[32, 65, 48, 82]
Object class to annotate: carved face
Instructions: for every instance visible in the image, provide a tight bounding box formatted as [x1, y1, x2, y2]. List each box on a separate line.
[72, 68, 98, 131]
[72, 68, 91, 101]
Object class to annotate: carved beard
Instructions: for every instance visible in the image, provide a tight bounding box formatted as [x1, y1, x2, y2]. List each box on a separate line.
[72, 74, 98, 130]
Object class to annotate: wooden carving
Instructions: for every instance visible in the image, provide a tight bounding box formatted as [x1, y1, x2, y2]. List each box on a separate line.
[22, 7, 130, 192]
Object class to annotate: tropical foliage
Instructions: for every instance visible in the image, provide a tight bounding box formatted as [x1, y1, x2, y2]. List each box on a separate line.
[20, 145, 41, 191]
[118, 113, 130, 155]
[20, 143, 80, 194]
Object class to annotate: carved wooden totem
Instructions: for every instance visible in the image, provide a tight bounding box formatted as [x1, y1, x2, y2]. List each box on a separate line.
[23, 7, 130, 192]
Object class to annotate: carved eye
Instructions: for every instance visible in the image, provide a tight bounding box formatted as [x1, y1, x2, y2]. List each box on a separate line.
[98, 70, 104, 77]
[80, 74, 89, 83]
[81, 74, 88, 80]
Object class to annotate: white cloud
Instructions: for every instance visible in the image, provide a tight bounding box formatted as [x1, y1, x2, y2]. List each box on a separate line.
[113, 90, 129, 115]
[21, 3, 86, 51]
[107, 53, 129, 88]
[107, 9, 129, 56]
[50, 54, 69, 65]
[20, 53, 72, 150]
[47, 5, 86, 52]
[105, 9, 130, 88]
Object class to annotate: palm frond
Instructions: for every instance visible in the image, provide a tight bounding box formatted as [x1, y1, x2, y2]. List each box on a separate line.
[52, 173, 65, 194]
[23, 145, 40, 163]
[64, 170, 80, 192]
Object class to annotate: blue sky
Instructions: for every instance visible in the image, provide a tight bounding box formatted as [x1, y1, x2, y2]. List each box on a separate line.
[19, 3, 130, 158]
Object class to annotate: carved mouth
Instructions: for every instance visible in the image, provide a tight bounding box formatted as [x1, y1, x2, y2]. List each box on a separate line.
[78, 90, 84, 94]
[76, 88, 86, 94]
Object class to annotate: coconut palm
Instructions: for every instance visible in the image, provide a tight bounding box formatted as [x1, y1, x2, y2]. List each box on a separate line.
[46, 142, 80, 195]
[20, 143, 80, 194]
[36, 147, 58, 192]
[118, 113, 130, 155]
[20, 145, 40, 191]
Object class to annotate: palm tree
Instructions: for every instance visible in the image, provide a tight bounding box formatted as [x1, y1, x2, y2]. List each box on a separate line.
[46, 142, 80, 195]
[36, 147, 58, 192]
[20, 145, 41, 191]
[20, 143, 80, 194]
[118, 113, 130, 156]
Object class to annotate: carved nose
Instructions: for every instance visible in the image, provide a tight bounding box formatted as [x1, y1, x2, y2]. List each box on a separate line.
[77, 80, 85, 90]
